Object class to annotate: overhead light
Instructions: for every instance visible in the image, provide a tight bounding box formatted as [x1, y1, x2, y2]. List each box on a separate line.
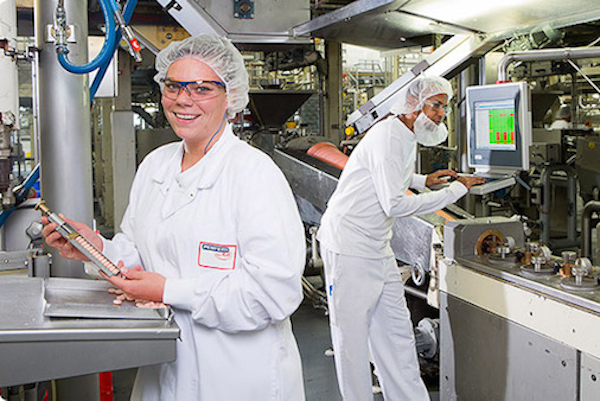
[414, 0, 525, 22]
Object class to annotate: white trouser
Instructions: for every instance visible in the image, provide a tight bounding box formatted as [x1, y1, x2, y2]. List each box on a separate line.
[322, 246, 429, 401]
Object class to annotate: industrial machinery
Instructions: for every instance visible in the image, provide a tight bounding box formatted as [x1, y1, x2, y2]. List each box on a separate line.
[4, 0, 600, 399]
[441, 216, 600, 400]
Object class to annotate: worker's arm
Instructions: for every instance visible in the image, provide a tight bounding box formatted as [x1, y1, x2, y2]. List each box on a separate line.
[375, 163, 467, 217]
[368, 127, 468, 218]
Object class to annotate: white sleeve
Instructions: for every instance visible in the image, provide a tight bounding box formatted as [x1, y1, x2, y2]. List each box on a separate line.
[369, 126, 468, 218]
[101, 162, 145, 269]
[163, 160, 305, 333]
[101, 205, 143, 269]
[383, 181, 467, 217]
[411, 173, 427, 191]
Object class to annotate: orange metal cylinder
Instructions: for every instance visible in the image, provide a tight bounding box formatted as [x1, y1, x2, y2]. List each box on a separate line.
[307, 142, 348, 170]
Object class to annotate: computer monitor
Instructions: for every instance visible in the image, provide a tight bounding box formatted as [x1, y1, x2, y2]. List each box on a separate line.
[466, 82, 532, 176]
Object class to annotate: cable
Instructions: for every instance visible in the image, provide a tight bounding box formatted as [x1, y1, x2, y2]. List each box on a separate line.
[204, 114, 228, 155]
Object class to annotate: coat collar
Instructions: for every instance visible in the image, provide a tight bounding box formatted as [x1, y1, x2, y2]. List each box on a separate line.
[151, 124, 237, 191]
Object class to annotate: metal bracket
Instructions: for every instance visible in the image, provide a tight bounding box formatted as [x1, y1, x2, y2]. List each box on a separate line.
[45, 24, 76, 44]
[0, 41, 36, 62]
[411, 59, 430, 76]
[0, 111, 16, 127]
[0, 39, 18, 61]
[163, 0, 182, 12]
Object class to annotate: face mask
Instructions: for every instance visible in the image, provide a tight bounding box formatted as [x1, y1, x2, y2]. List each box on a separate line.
[413, 112, 448, 146]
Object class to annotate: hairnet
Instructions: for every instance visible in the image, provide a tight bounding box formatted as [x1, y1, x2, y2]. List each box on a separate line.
[389, 76, 453, 115]
[154, 35, 249, 118]
[556, 104, 571, 119]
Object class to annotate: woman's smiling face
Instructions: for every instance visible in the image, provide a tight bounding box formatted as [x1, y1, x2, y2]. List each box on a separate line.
[161, 58, 228, 148]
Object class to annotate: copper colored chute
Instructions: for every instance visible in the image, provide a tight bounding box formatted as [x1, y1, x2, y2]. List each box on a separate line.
[307, 142, 348, 170]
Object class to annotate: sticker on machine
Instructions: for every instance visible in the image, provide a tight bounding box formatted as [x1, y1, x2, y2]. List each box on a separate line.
[198, 242, 237, 270]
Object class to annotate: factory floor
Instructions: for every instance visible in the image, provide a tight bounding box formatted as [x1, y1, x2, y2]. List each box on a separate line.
[113, 299, 439, 400]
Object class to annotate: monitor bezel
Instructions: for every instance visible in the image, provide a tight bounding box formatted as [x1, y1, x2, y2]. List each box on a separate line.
[466, 82, 531, 175]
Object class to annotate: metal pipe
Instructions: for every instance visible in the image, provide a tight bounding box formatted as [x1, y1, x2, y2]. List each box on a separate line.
[566, 59, 600, 95]
[0, 1, 18, 211]
[35, 0, 93, 278]
[404, 285, 427, 300]
[582, 201, 600, 260]
[34, 4, 101, 399]
[0, 0, 18, 117]
[570, 72, 577, 127]
[308, 226, 323, 269]
[540, 165, 577, 247]
[497, 46, 600, 82]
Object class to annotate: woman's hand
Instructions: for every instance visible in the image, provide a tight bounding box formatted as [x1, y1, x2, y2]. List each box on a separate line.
[41, 215, 102, 261]
[105, 262, 166, 303]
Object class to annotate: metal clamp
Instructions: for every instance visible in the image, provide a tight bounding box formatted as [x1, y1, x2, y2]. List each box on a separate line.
[411, 262, 427, 287]
[45, 24, 76, 44]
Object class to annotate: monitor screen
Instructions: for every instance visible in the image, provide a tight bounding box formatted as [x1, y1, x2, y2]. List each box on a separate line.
[474, 99, 516, 151]
[467, 82, 531, 174]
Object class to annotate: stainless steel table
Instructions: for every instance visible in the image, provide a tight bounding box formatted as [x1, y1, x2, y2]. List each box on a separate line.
[0, 277, 179, 387]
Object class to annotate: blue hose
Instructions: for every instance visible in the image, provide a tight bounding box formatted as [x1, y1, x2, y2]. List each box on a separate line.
[90, 54, 112, 100]
[58, 0, 137, 79]
[58, 0, 118, 74]
[90, 0, 138, 99]
[0, 164, 40, 228]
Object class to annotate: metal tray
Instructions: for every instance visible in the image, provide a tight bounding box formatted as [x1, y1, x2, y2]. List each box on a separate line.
[43, 277, 171, 320]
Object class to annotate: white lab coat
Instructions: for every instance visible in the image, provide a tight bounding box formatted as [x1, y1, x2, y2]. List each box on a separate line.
[318, 115, 467, 258]
[102, 125, 306, 401]
[318, 115, 467, 401]
[548, 119, 571, 130]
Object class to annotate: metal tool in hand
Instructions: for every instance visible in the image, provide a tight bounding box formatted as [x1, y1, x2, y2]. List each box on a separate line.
[35, 200, 121, 277]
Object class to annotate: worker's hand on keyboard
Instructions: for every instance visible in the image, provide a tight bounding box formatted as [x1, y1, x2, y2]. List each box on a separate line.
[426, 169, 458, 186]
[457, 175, 486, 189]
[41, 215, 102, 262]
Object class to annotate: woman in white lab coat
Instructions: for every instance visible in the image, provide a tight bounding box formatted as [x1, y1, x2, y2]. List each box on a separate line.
[318, 76, 484, 401]
[42, 35, 306, 401]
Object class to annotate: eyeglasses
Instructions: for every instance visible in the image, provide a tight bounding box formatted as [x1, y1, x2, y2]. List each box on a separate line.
[160, 78, 226, 101]
[424, 99, 451, 115]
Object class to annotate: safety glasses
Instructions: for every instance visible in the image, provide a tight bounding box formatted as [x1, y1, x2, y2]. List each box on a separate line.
[423, 99, 451, 115]
[160, 78, 226, 101]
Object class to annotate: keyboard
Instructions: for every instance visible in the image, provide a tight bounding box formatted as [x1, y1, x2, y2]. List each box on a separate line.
[468, 177, 516, 195]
